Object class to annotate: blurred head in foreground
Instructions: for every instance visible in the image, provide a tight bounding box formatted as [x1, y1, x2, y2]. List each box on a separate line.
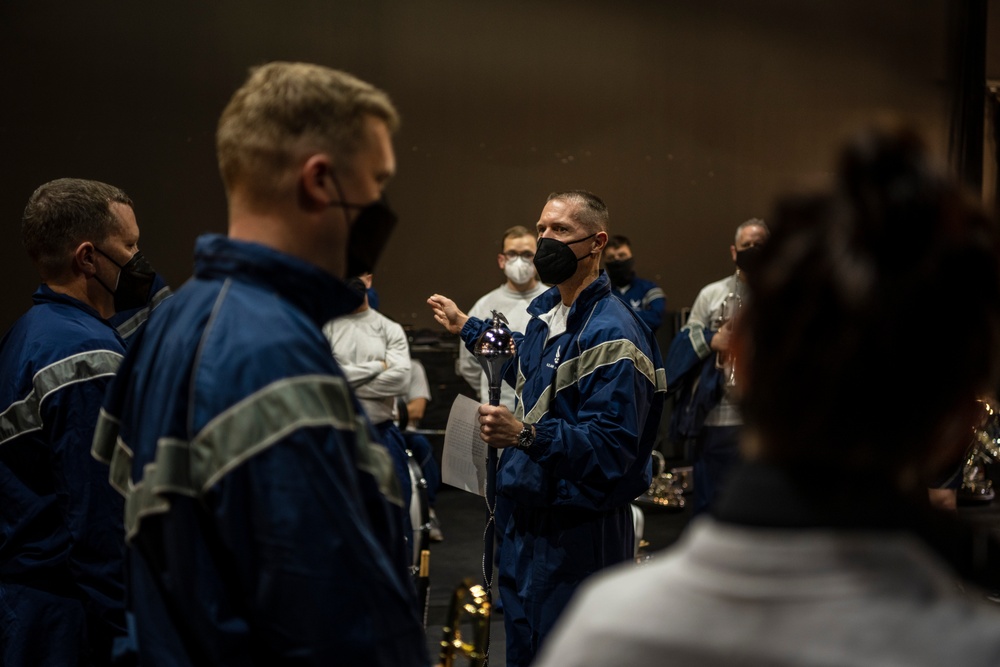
[738, 124, 1000, 494]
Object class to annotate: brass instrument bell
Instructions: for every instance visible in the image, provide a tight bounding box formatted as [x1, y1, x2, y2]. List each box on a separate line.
[959, 399, 1000, 504]
[438, 580, 491, 667]
[712, 290, 742, 388]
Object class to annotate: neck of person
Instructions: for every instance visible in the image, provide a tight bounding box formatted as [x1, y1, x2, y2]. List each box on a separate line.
[228, 196, 344, 279]
[556, 260, 600, 307]
[506, 277, 539, 294]
[47, 274, 115, 319]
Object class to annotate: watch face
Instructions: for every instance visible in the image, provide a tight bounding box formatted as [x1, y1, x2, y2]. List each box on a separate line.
[519, 425, 533, 449]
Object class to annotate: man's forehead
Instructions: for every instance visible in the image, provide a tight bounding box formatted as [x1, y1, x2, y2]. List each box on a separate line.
[110, 201, 139, 237]
[350, 115, 396, 177]
[504, 235, 536, 251]
[538, 198, 580, 225]
[737, 225, 766, 245]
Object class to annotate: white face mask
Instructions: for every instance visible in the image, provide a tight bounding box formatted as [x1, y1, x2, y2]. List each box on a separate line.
[504, 256, 536, 286]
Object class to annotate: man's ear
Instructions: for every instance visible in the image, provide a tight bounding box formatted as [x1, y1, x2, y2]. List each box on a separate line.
[73, 242, 98, 278]
[497, 253, 506, 271]
[593, 231, 608, 255]
[300, 153, 336, 211]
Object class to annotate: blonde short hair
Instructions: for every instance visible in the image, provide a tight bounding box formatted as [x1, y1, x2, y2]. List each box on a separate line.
[217, 62, 399, 203]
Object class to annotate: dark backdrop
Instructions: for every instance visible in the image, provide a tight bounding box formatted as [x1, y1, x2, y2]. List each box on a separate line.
[0, 1, 985, 333]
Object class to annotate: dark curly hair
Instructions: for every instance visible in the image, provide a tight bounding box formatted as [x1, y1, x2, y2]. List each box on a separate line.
[739, 125, 1000, 488]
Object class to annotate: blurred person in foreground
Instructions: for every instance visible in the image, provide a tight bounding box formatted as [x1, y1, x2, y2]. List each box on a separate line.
[536, 125, 1000, 667]
[91, 62, 428, 666]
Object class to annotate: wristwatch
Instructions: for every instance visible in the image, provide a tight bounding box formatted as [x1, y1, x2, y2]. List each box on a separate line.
[517, 422, 535, 450]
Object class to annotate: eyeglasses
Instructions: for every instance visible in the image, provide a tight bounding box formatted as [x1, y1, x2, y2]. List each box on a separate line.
[504, 251, 535, 260]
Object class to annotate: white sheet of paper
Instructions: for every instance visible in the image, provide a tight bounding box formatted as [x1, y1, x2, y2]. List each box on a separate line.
[442, 393, 488, 497]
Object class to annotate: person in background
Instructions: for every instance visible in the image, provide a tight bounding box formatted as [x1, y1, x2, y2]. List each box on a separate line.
[429, 190, 666, 667]
[602, 234, 666, 334]
[457, 225, 548, 412]
[91, 62, 428, 666]
[364, 272, 381, 310]
[324, 273, 415, 551]
[537, 125, 1000, 667]
[664, 218, 768, 514]
[0, 178, 158, 666]
[398, 358, 444, 541]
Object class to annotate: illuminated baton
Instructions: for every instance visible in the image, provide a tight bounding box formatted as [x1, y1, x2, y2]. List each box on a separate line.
[471, 310, 516, 662]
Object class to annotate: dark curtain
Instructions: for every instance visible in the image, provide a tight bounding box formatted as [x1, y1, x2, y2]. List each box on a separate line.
[948, 0, 988, 190]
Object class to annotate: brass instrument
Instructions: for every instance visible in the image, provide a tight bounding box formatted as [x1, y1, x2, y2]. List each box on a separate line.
[635, 451, 687, 511]
[712, 288, 742, 388]
[959, 399, 1000, 504]
[438, 579, 491, 667]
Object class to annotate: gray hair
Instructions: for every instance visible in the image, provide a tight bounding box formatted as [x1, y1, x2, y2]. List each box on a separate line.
[735, 217, 768, 243]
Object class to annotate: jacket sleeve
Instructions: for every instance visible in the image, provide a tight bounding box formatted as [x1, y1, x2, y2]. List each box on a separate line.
[636, 285, 666, 332]
[43, 375, 127, 647]
[526, 338, 663, 508]
[456, 298, 491, 397]
[664, 287, 716, 388]
[208, 420, 429, 665]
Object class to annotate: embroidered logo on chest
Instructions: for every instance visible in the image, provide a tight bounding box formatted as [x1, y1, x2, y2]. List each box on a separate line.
[547, 345, 562, 370]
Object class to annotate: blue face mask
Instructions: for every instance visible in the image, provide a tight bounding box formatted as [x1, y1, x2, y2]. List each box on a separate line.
[533, 234, 596, 285]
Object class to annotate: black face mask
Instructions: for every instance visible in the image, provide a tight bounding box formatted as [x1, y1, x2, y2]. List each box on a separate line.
[533, 234, 596, 285]
[604, 258, 635, 288]
[331, 174, 398, 278]
[95, 248, 157, 312]
[735, 245, 764, 274]
[346, 276, 368, 301]
[345, 197, 398, 277]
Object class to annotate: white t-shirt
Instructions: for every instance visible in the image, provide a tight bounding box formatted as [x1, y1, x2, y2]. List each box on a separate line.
[323, 307, 411, 425]
[685, 274, 745, 427]
[538, 300, 571, 342]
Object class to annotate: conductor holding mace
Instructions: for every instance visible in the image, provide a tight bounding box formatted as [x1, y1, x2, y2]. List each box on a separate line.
[428, 189, 666, 667]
